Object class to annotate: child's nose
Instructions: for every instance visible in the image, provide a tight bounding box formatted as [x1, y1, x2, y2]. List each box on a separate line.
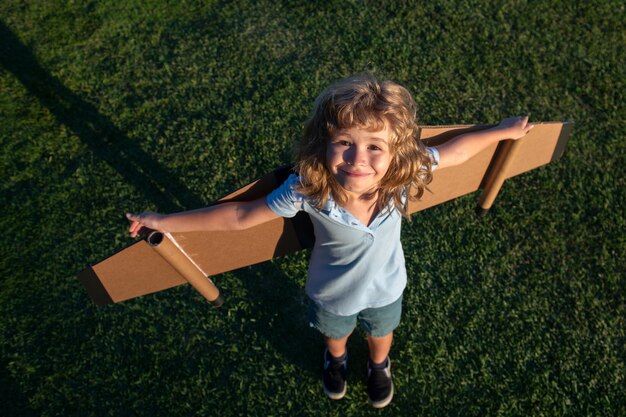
[345, 147, 366, 165]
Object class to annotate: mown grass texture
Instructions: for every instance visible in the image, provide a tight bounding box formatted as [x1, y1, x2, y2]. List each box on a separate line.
[1, 1, 624, 416]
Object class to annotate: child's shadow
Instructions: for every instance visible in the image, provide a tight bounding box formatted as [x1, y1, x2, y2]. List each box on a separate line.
[225, 260, 321, 375]
[1, 16, 323, 383]
[0, 21, 202, 214]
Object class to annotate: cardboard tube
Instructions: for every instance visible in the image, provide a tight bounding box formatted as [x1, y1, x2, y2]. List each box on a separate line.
[147, 232, 224, 307]
[477, 139, 523, 215]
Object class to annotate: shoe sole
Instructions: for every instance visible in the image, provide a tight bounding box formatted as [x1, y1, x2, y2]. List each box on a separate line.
[368, 383, 393, 408]
[324, 383, 347, 400]
[367, 357, 393, 408]
[323, 348, 347, 400]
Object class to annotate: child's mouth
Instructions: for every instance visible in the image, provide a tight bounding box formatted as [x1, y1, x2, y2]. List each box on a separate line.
[342, 170, 370, 177]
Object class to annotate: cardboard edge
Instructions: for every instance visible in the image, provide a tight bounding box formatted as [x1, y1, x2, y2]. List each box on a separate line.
[77, 266, 114, 306]
[419, 121, 568, 142]
[218, 164, 295, 204]
[419, 124, 493, 146]
[552, 120, 574, 162]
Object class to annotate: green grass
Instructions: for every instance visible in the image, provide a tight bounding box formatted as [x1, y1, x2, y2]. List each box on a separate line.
[1, 0, 624, 416]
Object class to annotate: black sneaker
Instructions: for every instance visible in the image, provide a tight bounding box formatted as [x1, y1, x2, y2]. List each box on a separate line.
[322, 349, 347, 400]
[367, 357, 393, 408]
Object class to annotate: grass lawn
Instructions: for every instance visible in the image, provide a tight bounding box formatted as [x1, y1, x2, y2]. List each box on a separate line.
[1, 1, 624, 416]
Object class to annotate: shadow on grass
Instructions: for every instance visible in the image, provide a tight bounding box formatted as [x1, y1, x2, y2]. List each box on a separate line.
[222, 262, 320, 374]
[0, 21, 201, 213]
[0, 19, 322, 409]
[0, 358, 38, 417]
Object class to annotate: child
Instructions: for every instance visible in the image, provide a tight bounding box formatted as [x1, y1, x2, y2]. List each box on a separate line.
[127, 74, 533, 408]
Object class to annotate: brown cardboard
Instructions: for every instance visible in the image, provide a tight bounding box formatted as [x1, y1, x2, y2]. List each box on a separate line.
[77, 122, 572, 305]
[147, 232, 223, 306]
[409, 122, 573, 213]
[77, 239, 187, 305]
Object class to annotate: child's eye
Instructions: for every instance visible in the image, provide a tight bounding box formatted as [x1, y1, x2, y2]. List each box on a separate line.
[337, 140, 352, 147]
[368, 145, 382, 151]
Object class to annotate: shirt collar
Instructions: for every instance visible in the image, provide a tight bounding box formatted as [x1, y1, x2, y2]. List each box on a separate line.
[320, 195, 396, 231]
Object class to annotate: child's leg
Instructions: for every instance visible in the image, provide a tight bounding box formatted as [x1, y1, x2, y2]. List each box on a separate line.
[358, 296, 402, 409]
[359, 295, 402, 363]
[365, 331, 394, 408]
[322, 335, 350, 400]
[308, 300, 356, 399]
[326, 333, 351, 358]
[366, 332, 393, 364]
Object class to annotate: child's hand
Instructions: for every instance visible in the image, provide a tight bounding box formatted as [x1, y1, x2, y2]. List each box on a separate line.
[126, 212, 164, 238]
[497, 116, 534, 140]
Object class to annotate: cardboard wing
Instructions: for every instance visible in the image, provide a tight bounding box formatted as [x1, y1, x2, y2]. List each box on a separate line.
[78, 121, 573, 306]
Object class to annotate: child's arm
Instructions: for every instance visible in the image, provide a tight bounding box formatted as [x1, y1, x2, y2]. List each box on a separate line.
[435, 116, 534, 170]
[126, 198, 280, 238]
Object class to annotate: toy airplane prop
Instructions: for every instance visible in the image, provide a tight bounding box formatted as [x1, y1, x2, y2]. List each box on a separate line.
[78, 122, 573, 306]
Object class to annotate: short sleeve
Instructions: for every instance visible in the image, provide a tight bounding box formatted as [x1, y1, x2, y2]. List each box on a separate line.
[266, 174, 305, 218]
[427, 146, 440, 171]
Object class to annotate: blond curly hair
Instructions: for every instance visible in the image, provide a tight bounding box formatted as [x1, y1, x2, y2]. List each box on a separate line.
[295, 74, 434, 219]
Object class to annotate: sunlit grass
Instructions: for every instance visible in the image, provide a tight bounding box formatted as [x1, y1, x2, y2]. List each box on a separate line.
[1, 1, 624, 416]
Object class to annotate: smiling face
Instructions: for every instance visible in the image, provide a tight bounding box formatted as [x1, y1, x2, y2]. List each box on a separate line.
[326, 125, 393, 198]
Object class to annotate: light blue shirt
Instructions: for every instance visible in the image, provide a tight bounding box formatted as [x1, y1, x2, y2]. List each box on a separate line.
[266, 147, 439, 316]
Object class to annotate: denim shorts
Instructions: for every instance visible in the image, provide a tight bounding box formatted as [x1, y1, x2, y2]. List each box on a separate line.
[307, 295, 403, 339]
